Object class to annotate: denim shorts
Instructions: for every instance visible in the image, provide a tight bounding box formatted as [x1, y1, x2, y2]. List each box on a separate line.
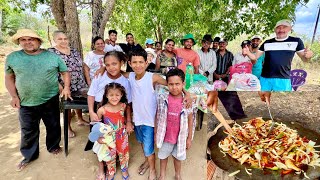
[260, 77, 292, 91]
[158, 142, 186, 161]
[134, 125, 154, 157]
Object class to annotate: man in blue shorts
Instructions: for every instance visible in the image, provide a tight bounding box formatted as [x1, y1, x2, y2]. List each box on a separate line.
[244, 19, 313, 91]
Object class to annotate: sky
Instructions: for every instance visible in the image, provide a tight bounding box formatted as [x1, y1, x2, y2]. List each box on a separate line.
[293, 0, 320, 40]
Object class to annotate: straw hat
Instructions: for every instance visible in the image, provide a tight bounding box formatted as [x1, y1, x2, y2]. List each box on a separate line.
[11, 29, 43, 45]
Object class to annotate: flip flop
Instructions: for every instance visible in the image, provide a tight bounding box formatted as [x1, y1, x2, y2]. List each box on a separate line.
[16, 161, 29, 172]
[138, 163, 149, 175]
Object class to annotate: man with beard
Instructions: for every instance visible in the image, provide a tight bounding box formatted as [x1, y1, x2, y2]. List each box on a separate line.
[174, 33, 200, 73]
[251, 35, 265, 79]
[244, 19, 313, 91]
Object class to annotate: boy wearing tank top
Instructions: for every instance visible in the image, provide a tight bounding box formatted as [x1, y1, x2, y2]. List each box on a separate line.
[125, 49, 167, 180]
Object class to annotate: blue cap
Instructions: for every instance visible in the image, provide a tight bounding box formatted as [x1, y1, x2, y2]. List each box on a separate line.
[145, 38, 155, 45]
[88, 123, 104, 142]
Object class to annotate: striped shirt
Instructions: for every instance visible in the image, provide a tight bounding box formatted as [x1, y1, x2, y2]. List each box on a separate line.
[214, 49, 233, 75]
[197, 49, 217, 82]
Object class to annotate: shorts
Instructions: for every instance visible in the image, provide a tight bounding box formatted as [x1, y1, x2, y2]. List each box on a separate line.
[260, 77, 292, 91]
[158, 142, 186, 161]
[134, 125, 154, 157]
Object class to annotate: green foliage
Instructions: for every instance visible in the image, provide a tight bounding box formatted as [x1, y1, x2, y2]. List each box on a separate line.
[109, 0, 309, 44]
[311, 39, 320, 62]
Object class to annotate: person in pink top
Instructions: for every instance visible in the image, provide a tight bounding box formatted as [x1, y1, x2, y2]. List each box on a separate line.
[155, 68, 193, 180]
[174, 33, 200, 74]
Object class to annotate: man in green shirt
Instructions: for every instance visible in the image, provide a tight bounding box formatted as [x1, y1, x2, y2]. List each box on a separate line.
[5, 29, 72, 171]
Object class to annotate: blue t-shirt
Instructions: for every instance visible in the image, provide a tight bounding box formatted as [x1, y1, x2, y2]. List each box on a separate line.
[259, 36, 304, 79]
[252, 52, 265, 78]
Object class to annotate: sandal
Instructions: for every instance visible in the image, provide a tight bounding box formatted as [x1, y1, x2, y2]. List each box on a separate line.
[16, 161, 29, 172]
[138, 162, 149, 175]
[122, 175, 129, 180]
[122, 168, 129, 180]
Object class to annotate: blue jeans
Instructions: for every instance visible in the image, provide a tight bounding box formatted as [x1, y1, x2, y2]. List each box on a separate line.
[134, 125, 154, 157]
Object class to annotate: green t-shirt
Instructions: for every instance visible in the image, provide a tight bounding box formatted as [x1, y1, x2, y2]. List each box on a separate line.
[5, 50, 68, 106]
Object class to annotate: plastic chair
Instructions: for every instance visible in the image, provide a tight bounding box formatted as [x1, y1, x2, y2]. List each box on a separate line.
[290, 69, 307, 91]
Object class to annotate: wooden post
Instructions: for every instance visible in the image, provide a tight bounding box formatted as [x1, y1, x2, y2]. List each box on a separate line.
[312, 5, 320, 44]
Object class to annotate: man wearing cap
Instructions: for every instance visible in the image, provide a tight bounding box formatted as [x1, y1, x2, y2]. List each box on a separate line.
[232, 40, 254, 66]
[173, 33, 200, 73]
[251, 35, 265, 79]
[197, 34, 217, 84]
[213, 38, 233, 83]
[214, 38, 247, 120]
[244, 19, 313, 91]
[5, 29, 72, 171]
[212, 37, 220, 52]
[145, 38, 155, 49]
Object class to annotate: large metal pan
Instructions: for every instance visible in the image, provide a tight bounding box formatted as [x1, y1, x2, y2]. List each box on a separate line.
[208, 118, 320, 180]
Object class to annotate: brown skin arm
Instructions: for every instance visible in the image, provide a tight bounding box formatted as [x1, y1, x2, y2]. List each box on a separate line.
[186, 113, 193, 149]
[83, 63, 91, 86]
[88, 95, 99, 121]
[125, 103, 134, 135]
[155, 56, 161, 70]
[60, 71, 72, 100]
[194, 65, 200, 74]
[5, 73, 20, 108]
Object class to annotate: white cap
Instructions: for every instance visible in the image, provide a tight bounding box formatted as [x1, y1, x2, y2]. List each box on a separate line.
[251, 35, 262, 40]
[275, 19, 292, 29]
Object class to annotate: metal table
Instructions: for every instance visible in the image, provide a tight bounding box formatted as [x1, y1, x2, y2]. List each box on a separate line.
[62, 98, 88, 156]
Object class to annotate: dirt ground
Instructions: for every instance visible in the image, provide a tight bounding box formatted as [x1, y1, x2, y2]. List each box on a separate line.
[0, 45, 206, 180]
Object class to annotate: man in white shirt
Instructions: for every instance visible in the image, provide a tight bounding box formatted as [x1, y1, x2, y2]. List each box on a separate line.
[197, 34, 217, 84]
[104, 30, 124, 53]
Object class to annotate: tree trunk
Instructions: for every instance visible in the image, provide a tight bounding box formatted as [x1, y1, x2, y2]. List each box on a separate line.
[0, 9, 2, 40]
[92, 0, 103, 49]
[99, 0, 116, 38]
[50, 0, 67, 32]
[64, 0, 83, 57]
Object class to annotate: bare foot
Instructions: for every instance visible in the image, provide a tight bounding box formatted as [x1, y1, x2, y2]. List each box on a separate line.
[68, 129, 76, 138]
[158, 175, 165, 180]
[96, 172, 105, 180]
[76, 119, 90, 126]
[148, 169, 156, 180]
[175, 175, 182, 180]
[138, 161, 149, 175]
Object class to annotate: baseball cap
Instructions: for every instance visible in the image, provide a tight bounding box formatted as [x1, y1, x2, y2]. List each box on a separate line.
[145, 38, 155, 45]
[251, 35, 262, 40]
[219, 38, 228, 43]
[275, 19, 292, 29]
[213, 37, 220, 43]
[241, 40, 252, 47]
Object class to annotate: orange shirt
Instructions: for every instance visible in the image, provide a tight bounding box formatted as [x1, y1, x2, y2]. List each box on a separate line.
[174, 48, 200, 73]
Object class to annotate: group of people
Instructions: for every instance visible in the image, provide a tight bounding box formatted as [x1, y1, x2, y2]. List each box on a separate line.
[4, 18, 314, 180]
[5, 28, 197, 180]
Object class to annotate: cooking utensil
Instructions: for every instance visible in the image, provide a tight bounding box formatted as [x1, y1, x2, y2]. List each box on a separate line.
[266, 98, 275, 135]
[208, 118, 320, 180]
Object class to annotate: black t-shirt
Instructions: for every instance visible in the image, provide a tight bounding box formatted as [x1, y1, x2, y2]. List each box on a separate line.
[119, 43, 143, 72]
[259, 36, 304, 79]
